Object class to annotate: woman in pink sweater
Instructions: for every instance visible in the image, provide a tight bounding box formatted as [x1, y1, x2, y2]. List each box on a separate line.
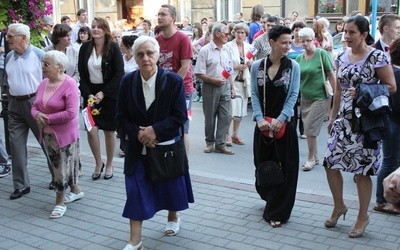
[31, 51, 83, 219]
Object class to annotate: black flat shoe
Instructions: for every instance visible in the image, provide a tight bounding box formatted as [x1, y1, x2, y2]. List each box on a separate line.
[49, 181, 55, 190]
[104, 166, 113, 180]
[92, 163, 104, 180]
[10, 187, 31, 200]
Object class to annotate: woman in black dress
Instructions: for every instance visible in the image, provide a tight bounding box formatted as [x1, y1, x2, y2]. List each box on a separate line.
[78, 17, 124, 180]
[250, 26, 300, 227]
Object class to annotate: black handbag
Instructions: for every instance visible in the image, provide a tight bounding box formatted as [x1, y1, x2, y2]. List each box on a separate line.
[146, 135, 188, 182]
[256, 138, 284, 186]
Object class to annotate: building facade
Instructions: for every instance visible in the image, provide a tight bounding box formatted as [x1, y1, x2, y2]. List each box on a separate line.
[51, 0, 398, 28]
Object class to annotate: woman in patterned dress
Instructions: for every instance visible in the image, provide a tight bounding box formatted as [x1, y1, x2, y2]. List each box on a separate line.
[323, 16, 396, 238]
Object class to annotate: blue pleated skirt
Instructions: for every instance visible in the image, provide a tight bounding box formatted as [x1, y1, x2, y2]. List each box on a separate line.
[122, 155, 194, 220]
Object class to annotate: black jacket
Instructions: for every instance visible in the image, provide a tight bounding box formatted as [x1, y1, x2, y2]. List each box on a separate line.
[78, 41, 124, 101]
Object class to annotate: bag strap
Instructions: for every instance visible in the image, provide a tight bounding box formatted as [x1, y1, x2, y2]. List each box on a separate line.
[319, 49, 326, 80]
[263, 58, 267, 117]
[272, 138, 282, 168]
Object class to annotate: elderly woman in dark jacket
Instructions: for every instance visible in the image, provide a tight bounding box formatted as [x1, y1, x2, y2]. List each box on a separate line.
[116, 36, 194, 250]
[78, 17, 124, 181]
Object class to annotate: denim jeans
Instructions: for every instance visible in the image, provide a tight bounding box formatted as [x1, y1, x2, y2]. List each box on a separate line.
[376, 120, 400, 204]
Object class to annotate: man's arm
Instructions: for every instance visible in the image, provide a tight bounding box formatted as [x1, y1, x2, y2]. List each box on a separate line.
[177, 59, 191, 79]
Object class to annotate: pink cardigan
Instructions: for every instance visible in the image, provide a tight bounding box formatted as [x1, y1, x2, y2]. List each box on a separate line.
[31, 75, 80, 148]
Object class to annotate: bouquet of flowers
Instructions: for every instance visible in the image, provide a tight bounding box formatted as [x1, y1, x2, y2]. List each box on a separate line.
[87, 97, 101, 116]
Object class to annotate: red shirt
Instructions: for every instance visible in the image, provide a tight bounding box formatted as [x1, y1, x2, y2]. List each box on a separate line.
[156, 31, 194, 94]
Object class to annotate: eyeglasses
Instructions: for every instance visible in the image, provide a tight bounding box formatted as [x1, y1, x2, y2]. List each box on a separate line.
[301, 39, 313, 44]
[221, 32, 230, 37]
[6, 34, 22, 39]
[136, 50, 156, 59]
[42, 61, 52, 67]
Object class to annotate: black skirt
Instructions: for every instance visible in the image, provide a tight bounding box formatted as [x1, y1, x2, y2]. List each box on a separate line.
[253, 119, 299, 222]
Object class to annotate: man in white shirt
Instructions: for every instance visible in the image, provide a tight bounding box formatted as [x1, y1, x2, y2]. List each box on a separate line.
[194, 23, 234, 155]
[371, 14, 400, 62]
[71, 9, 88, 44]
[4, 24, 50, 199]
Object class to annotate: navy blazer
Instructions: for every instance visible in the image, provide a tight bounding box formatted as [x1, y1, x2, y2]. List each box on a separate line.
[78, 41, 124, 101]
[116, 66, 188, 175]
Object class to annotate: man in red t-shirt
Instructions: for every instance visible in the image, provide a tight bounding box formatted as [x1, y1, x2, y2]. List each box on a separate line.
[156, 4, 194, 151]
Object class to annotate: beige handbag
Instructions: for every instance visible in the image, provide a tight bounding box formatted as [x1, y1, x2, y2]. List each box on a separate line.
[319, 50, 334, 97]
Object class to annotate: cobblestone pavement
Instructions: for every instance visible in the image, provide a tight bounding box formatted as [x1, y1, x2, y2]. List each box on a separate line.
[0, 146, 399, 250]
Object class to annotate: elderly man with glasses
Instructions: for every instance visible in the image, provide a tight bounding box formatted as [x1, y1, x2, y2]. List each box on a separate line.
[194, 23, 234, 155]
[4, 23, 52, 199]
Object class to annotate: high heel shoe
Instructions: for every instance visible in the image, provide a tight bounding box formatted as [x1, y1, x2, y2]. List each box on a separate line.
[349, 218, 370, 238]
[324, 206, 348, 228]
[122, 241, 143, 250]
[104, 166, 113, 180]
[92, 163, 104, 180]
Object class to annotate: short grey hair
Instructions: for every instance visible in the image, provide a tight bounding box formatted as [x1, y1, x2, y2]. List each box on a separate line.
[298, 27, 315, 39]
[233, 22, 250, 36]
[43, 15, 54, 25]
[44, 50, 69, 71]
[212, 23, 227, 37]
[319, 17, 330, 28]
[8, 23, 31, 40]
[132, 36, 160, 57]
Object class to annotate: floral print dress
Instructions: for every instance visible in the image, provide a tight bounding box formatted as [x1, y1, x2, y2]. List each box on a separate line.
[323, 49, 389, 176]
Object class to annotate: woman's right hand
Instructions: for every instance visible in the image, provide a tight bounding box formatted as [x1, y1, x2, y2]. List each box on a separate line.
[257, 120, 270, 131]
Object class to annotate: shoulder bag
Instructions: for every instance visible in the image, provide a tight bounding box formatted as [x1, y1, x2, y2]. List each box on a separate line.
[319, 50, 334, 97]
[261, 58, 287, 139]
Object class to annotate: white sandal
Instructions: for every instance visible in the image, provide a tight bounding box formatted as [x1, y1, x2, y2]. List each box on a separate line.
[64, 191, 84, 203]
[122, 241, 143, 250]
[302, 160, 315, 171]
[165, 217, 181, 236]
[49, 205, 67, 219]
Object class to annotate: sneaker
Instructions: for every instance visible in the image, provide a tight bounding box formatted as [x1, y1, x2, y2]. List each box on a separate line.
[0, 165, 11, 178]
[204, 145, 214, 153]
[193, 96, 200, 102]
[214, 147, 234, 155]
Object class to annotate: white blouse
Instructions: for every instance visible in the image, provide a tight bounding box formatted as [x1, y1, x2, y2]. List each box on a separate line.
[88, 48, 103, 84]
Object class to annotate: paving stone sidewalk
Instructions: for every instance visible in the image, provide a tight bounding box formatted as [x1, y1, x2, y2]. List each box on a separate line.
[0, 147, 399, 250]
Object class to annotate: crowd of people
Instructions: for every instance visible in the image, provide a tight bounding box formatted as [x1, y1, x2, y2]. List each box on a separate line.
[1, 4, 400, 250]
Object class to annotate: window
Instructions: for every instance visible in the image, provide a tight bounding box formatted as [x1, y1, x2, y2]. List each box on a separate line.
[315, 0, 346, 16]
[367, 0, 398, 13]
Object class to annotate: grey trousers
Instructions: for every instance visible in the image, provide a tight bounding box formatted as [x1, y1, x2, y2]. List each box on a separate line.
[202, 81, 231, 148]
[8, 97, 51, 190]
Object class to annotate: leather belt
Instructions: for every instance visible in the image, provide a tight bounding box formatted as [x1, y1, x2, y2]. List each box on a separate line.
[11, 92, 36, 101]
